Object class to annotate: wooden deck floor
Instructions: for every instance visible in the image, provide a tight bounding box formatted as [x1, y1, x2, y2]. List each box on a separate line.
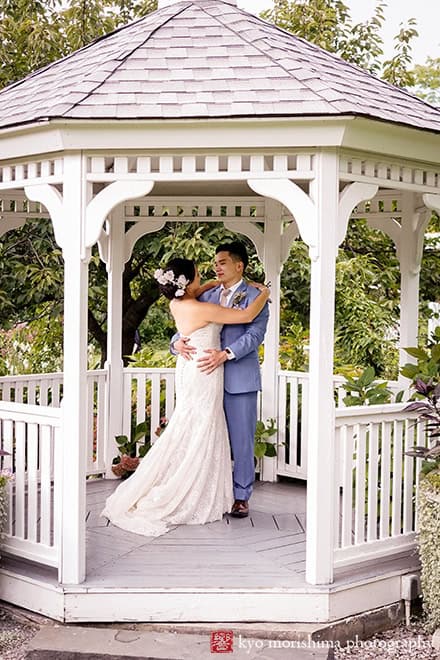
[86, 478, 309, 589]
[1, 477, 420, 622]
[83, 478, 418, 591]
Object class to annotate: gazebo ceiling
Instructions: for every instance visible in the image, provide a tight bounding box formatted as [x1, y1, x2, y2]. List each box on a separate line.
[1, 0, 440, 134]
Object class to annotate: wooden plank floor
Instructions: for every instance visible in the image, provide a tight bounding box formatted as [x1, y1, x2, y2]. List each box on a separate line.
[1, 477, 419, 598]
[86, 478, 309, 589]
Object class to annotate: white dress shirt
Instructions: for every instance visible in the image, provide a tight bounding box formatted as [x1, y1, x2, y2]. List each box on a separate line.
[220, 280, 243, 359]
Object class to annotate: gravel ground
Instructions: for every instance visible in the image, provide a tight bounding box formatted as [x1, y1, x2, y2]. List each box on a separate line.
[333, 621, 438, 660]
[0, 603, 439, 659]
[0, 606, 39, 660]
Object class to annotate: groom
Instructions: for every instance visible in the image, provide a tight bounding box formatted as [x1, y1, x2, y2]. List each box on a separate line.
[173, 242, 269, 518]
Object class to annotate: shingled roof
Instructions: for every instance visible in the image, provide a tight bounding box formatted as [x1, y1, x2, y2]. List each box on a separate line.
[1, 0, 440, 133]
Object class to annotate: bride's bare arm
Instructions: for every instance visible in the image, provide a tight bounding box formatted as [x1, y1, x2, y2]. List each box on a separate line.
[199, 284, 269, 324]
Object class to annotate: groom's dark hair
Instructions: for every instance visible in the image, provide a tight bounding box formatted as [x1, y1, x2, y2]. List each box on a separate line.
[216, 241, 249, 271]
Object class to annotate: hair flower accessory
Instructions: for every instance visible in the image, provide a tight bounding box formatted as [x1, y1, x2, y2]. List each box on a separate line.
[154, 268, 189, 298]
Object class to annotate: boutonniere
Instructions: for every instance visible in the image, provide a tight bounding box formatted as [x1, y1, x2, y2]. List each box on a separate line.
[231, 292, 247, 308]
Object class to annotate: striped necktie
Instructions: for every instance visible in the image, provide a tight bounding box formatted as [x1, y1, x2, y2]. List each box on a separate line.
[220, 288, 230, 307]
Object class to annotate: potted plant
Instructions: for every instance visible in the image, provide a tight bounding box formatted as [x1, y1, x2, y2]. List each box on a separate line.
[112, 421, 150, 479]
[112, 417, 168, 479]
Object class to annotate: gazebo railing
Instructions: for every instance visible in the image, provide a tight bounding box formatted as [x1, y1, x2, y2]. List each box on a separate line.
[0, 368, 403, 482]
[0, 370, 107, 476]
[0, 372, 63, 406]
[122, 368, 176, 446]
[276, 371, 401, 479]
[0, 401, 62, 568]
[333, 403, 424, 569]
[0, 369, 419, 574]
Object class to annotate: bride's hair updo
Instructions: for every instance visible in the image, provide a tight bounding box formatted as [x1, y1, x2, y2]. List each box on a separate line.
[154, 258, 196, 300]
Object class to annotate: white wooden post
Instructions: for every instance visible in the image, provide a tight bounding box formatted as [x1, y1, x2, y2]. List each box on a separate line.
[104, 212, 125, 477]
[60, 154, 90, 584]
[248, 173, 378, 585]
[25, 156, 89, 584]
[398, 193, 424, 383]
[260, 200, 283, 482]
[305, 152, 339, 585]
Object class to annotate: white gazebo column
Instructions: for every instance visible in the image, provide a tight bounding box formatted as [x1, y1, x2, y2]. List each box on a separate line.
[248, 166, 337, 583]
[60, 154, 91, 584]
[92, 183, 155, 477]
[398, 193, 429, 382]
[25, 154, 90, 584]
[101, 212, 125, 477]
[248, 167, 377, 585]
[260, 200, 283, 482]
[305, 152, 339, 585]
[396, 190, 440, 376]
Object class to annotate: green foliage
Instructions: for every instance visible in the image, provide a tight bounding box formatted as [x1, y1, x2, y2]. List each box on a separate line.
[112, 420, 152, 477]
[381, 18, 418, 87]
[262, 0, 353, 57]
[278, 321, 309, 372]
[410, 57, 440, 105]
[342, 366, 392, 406]
[280, 219, 401, 378]
[0, 468, 13, 542]
[280, 240, 310, 329]
[417, 473, 440, 632]
[254, 418, 278, 459]
[0, 0, 63, 88]
[420, 233, 440, 314]
[335, 252, 399, 379]
[0, 313, 63, 375]
[400, 328, 440, 383]
[114, 420, 150, 459]
[125, 345, 176, 368]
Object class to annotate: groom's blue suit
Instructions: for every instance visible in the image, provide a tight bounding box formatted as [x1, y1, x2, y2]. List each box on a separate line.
[197, 281, 269, 501]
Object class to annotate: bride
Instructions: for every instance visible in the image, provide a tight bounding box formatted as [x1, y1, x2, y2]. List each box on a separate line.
[101, 258, 270, 537]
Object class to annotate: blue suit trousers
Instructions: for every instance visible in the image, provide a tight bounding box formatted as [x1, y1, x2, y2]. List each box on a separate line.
[224, 390, 257, 501]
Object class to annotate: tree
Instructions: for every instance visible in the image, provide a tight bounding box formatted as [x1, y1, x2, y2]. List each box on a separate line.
[0, 0, 63, 88]
[410, 57, 440, 105]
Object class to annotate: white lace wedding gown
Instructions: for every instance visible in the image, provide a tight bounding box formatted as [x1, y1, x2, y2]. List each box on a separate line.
[101, 323, 234, 537]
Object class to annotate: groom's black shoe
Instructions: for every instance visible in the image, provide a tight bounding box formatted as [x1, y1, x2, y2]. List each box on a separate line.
[230, 500, 249, 518]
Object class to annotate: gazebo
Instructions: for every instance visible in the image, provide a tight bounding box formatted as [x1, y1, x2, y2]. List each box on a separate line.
[0, 0, 439, 623]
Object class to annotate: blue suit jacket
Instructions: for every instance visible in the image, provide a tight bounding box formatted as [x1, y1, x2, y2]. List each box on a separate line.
[175, 281, 269, 395]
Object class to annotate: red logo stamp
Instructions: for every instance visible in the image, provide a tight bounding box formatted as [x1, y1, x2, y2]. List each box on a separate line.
[210, 630, 234, 653]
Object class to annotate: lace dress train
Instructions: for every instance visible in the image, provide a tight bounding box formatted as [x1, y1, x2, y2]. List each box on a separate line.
[101, 323, 234, 537]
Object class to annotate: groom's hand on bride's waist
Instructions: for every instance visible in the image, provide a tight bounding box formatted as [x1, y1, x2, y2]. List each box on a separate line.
[198, 349, 228, 374]
[174, 337, 197, 360]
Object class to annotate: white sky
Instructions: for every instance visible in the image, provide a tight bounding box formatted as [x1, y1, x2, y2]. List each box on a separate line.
[238, 0, 440, 65]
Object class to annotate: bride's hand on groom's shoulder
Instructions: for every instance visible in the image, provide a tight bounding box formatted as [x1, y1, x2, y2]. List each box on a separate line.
[248, 281, 271, 298]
